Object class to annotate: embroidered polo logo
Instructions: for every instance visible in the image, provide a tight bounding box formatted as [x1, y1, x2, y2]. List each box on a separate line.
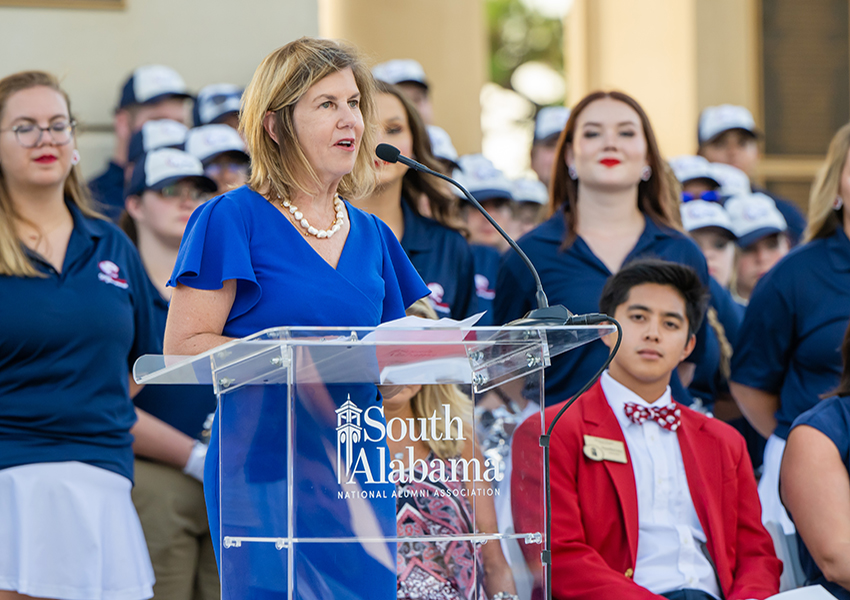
[474, 274, 495, 300]
[98, 260, 129, 289]
[426, 282, 451, 314]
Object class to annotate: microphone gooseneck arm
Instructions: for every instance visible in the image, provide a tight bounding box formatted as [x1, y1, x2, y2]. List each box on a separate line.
[376, 143, 550, 312]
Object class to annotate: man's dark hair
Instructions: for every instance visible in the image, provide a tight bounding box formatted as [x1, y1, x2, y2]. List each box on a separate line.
[599, 258, 709, 337]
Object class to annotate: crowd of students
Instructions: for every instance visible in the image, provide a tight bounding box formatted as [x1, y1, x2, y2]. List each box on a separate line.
[2, 42, 850, 600]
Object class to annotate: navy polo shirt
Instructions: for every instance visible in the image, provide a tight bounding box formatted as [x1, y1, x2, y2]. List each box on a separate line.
[89, 160, 126, 222]
[789, 396, 850, 599]
[495, 210, 711, 405]
[0, 202, 159, 482]
[400, 199, 477, 320]
[132, 278, 216, 440]
[732, 227, 850, 439]
[471, 244, 501, 326]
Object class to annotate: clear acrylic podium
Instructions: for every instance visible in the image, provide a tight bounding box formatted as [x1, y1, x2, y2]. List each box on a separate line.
[134, 322, 613, 600]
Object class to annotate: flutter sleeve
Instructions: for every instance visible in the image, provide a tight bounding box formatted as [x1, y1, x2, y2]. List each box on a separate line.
[168, 194, 262, 320]
[372, 215, 431, 322]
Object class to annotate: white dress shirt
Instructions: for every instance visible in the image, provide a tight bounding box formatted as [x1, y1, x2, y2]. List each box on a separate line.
[601, 371, 722, 599]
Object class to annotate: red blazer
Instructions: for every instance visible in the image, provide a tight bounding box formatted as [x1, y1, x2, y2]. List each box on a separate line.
[511, 380, 781, 600]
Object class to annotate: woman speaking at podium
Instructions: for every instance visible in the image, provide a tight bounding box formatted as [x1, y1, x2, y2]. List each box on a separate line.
[164, 38, 429, 600]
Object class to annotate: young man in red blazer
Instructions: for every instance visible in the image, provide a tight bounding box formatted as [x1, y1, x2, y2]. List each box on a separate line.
[512, 259, 781, 600]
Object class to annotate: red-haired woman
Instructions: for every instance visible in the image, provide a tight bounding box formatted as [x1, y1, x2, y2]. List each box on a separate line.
[495, 91, 711, 406]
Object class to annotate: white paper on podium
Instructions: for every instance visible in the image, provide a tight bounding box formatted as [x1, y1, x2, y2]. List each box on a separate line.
[768, 585, 837, 599]
[371, 312, 485, 331]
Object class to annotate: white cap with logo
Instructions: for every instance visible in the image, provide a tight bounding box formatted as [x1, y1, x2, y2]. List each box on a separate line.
[372, 59, 429, 88]
[185, 124, 248, 165]
[725, 192, 788, 248]
[680, 200, 735, 238]
[698, 104, 760, 145]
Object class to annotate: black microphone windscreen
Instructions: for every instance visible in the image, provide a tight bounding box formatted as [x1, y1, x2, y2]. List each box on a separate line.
[376, 143, 400, 163]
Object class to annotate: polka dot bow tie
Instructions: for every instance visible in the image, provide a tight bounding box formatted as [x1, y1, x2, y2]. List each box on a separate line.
[623, 402, 682, 432]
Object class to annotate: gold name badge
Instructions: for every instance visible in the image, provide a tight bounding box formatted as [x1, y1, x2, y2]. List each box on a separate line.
[583, 435, 628, 464]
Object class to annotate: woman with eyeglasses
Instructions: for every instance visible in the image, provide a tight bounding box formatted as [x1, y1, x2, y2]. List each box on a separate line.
[0, 71, 159, 600]
[119, 148, 221, 600]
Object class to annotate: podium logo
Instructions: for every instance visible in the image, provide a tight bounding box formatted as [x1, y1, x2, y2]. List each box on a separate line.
[335, 396, 503, 486]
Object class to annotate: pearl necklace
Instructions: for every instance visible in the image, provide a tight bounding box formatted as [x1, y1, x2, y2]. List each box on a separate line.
[277, 193, 345, 239]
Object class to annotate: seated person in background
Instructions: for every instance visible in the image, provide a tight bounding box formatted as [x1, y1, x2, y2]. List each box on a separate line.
[390, 299, 517, 600]
[725, 192, 790, 304]
[510, 177, 548, 238]
[89, 65, 192, 220]
[697, 104, 805, 246]
[530, 106, 569, 187]
[185, 124, 250, 192]
[781, 321, 850, 600]
[511, 259, 780, 600]
[121, 148, 220, 600]
[372, 58, 434, 126]
[456, 153, 515, 254]
[192, 83, 243, 131]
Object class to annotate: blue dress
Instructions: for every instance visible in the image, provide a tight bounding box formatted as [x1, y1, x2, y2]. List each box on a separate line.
[169, 186, 429, 600]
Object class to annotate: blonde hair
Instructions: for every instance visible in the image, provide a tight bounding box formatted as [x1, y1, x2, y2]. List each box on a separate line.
[406, 299, 473, 459]
[241, 37, 378, 202]
[0, 71, 100, 277]
[805, 122, 850, 243]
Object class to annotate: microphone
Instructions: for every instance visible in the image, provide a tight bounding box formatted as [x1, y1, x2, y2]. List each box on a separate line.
[376, 143, 593, 326]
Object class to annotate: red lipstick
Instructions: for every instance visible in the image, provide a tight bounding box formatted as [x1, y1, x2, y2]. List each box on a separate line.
[600, 158, 620, 167]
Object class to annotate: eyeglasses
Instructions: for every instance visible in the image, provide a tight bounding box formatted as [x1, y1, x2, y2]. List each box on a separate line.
[1, 120, 76, 148]
[681, 190, 722, 203]
[159, 184, 210, 202]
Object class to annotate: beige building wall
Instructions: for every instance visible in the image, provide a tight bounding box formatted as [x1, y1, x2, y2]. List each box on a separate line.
[319, 0, 486, 156]
[0, 0, 319, 179]
[567, 0, 699, 158]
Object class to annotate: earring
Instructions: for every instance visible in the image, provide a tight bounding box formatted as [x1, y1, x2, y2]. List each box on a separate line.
[640, 165, 652, 181]
[71, 149, 81, 165]
[835, 196, 844, 210]
[568, 165, 578, 180]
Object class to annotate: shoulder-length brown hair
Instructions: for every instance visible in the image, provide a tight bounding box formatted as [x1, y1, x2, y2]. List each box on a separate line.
[549, 90, 681, 249]
[241, 37, 378, 202]
[374, 81, 465, 232]
[805, 122, 850, 243]
[0, 71, 100, 277]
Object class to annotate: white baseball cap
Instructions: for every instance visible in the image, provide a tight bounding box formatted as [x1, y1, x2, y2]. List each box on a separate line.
[698, 104, 760, 145]
[185, 124, 248, 166]
[455, 154, 513, 203]
[511, 177, 548, 205]
[427, 125, 458, 163]
[372, 59, 428, 89]
[668, 155, 720, 186]
[680, 200, 735, 238]
[127, 148, 217, 197]
[725, 192, 788, 248]
[534, 106, 570, 142]
[127, 119, 188, 164]
[194, 83, 243, 126]
[710, 162, 752, 198]
[119, 65, 191, 108]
